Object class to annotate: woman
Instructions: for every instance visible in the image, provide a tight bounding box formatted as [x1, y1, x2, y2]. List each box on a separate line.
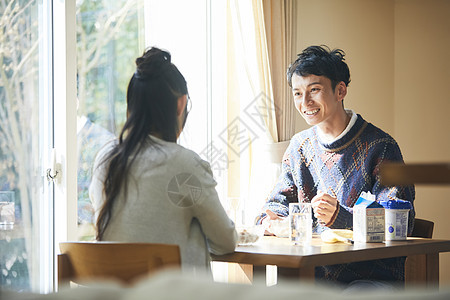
[89, 47, 237, 274]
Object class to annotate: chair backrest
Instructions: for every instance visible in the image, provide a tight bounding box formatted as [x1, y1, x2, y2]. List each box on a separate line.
[379, 163, 438, 239]
[379, 162, 442, 287]
[409, 218, 434, 238]
[58, 242, 181, 288]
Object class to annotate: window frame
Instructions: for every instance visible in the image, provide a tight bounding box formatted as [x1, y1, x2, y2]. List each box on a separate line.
[52, 0, 78, 287]
[53, 0, 231, 287]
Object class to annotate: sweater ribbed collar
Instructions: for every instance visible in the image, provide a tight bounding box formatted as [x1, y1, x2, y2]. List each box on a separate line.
[315, 113, 367, 152]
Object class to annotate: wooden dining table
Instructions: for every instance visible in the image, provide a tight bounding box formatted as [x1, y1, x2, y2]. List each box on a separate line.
[211, 235, 450, 288]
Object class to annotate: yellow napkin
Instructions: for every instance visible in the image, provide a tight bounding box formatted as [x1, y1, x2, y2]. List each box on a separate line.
[321, 229, 353, 243]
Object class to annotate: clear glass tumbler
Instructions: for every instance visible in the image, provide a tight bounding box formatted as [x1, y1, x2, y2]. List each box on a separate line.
[289, 202, 312, 245]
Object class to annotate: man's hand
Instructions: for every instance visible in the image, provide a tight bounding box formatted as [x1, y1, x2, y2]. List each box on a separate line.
[311, 191, 338, 225]
[262, 209, 287, 236]
[265, 209, 282, 221]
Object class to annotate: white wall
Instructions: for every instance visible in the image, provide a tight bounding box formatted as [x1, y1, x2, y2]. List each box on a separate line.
[292, 0, 450, 284]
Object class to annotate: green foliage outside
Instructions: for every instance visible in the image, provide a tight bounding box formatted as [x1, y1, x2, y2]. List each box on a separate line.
[77, 0, 144, 135]
[0, 0, 144, 291]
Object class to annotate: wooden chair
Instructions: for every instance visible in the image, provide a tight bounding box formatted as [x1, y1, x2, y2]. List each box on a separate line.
[380, 162, 447, 287]
[58, 242, 181, 289]
[380, 162, 439, 239]
[405, 219, 435, 286]
[410, 218, 434, 239]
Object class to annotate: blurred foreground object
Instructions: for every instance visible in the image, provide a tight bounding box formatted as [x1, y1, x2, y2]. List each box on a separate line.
[380, 163, 450, 186]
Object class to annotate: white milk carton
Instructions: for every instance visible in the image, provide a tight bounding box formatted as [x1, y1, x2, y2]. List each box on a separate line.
[380, 199, 412, 241]
[353, 191, 385, 243]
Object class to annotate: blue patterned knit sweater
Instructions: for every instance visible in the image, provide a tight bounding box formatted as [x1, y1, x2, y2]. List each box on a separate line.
[260, 113, 415, 284]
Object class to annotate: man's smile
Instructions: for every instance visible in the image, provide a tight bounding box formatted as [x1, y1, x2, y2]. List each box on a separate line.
[304, 108, 320, 115]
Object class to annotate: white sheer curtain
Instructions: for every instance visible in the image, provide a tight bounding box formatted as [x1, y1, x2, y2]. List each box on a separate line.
[226, 0, 293, 224]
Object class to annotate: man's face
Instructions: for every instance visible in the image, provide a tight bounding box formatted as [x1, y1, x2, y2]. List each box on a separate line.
[291, 74, 345, 127]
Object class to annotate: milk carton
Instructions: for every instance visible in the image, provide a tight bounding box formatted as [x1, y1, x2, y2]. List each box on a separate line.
[380, 199, 412, 241]
[353, 191, 385, 243]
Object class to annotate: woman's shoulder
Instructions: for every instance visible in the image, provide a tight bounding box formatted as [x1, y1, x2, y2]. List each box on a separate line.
[166, 144, 217, 186]
[172, 144, 213, 174]
[137, 140, 216, 184]
[93, 139, 118, 168]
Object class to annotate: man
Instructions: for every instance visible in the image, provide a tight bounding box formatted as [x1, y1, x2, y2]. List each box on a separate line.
[258, 45, 415, 286]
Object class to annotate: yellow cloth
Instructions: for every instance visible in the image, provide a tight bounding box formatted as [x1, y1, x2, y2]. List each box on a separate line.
[321, 229, 353, 243]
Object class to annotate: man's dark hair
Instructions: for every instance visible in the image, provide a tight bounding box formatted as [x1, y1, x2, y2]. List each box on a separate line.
[287, 45, 351, 90]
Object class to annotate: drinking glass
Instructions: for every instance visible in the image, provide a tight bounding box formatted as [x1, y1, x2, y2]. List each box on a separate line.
[0, 191, 15, 230]
[289, 202, 312, 245]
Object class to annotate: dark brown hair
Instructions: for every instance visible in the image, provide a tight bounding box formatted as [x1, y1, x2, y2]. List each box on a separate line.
[287, 45, 351, 90]
[96, 47, 188, 240]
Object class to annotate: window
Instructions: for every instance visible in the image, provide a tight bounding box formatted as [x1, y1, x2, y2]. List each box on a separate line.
[76, 0, 144, 240]
[75, 0, 229, 239]
[0, 0, 53, 292]
[2, 0, 282, 292]
[74, 0, 279, 237]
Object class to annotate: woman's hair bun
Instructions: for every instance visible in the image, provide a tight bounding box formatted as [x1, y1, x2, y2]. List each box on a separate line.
[134, 47, 172, 80]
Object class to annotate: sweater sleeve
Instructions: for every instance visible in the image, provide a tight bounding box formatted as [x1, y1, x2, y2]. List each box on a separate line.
[191, 157, 238, 255]
[256, 143, 299, 224]
[328, 203, 354, 230]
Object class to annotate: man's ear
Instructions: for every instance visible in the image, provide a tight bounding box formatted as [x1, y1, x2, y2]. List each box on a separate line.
[336, 81, 347, 102]
[177, 95, 187, 117]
